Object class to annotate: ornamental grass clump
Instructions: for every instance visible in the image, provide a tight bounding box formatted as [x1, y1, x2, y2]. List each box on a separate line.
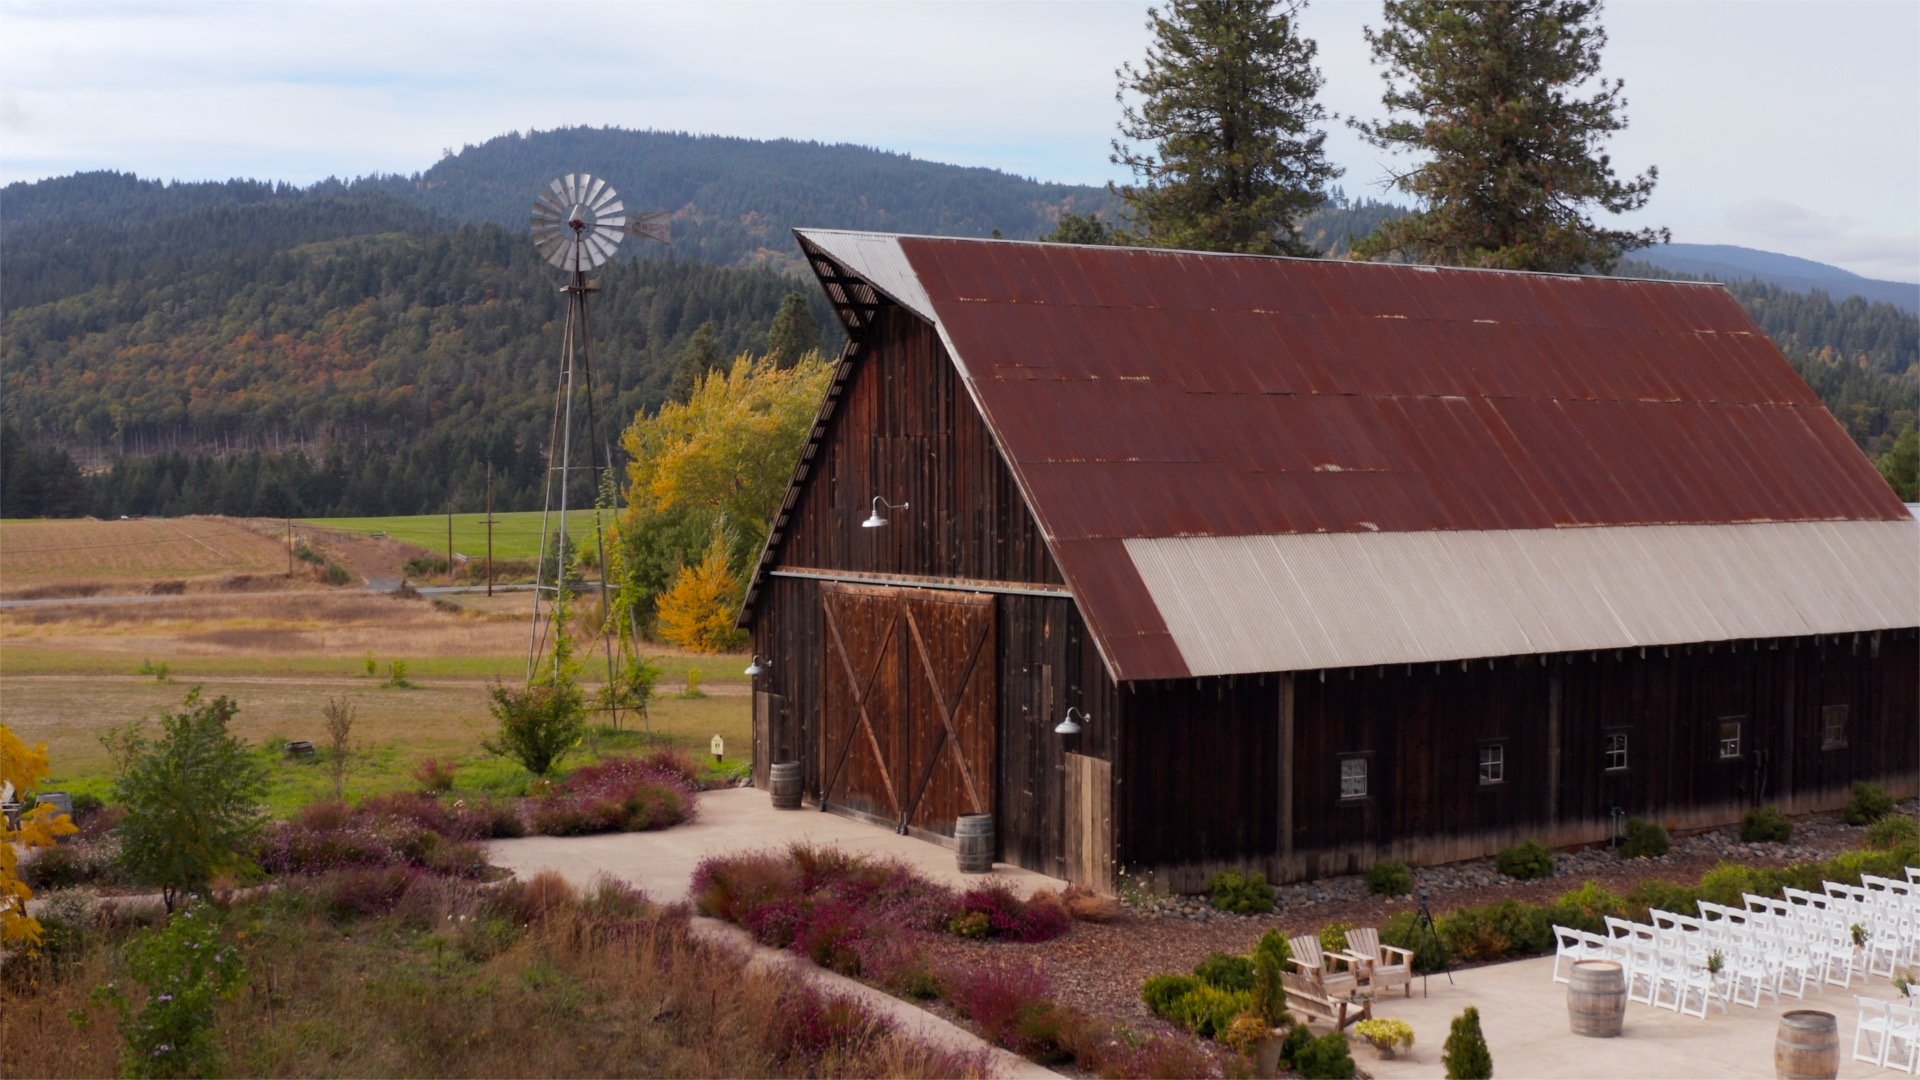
[1618, 817, 1670, 858]
[530, 752, 698, 836]
[1844, 782, 1895, 826]
[1739, 805, 1793, 843]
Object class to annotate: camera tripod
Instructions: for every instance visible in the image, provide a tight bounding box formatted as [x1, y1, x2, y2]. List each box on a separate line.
[1413, 891, 1454, 996]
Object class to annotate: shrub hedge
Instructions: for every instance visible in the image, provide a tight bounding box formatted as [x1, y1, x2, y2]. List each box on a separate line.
[1365, 859, 1416, 896]
[1618, 818, 1670, 858]
[1739, 806, 1793, 843]
[1207, 868, 1275, 914]
[1494, 841, 1555, 880]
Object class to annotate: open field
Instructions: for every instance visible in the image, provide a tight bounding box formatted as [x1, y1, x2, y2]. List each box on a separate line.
[301, 510, 610, 561]
[0, 516, 297, 595]
[1, 587, 752, 814]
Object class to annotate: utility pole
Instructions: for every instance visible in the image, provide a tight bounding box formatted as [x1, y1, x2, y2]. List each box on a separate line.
[286, 517, 293, 578]
[446, 506, 454, 584]
[486, 464, 495, 598]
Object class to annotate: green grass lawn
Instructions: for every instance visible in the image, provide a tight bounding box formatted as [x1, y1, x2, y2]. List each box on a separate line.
[301, 510, 610, 560]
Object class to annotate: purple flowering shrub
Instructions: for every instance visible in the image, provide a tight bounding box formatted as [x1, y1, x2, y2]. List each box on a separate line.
[529, 753, 698, 836]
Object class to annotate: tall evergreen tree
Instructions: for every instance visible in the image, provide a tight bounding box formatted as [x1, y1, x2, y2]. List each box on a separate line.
[1353, 0, 1667, 273]
[764, 293, 823, 367]
[1111, 0, 1339, 256]
[1041, 212, 1122, 246]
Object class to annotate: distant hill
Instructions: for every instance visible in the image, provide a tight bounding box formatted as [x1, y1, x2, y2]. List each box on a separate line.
[353, 127, 1119, 271]
[1632, 243, 1918, 313]
[0, 127, 1912, 519]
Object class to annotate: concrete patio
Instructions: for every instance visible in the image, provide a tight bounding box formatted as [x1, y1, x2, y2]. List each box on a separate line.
[1338, 952, 1914, 1079]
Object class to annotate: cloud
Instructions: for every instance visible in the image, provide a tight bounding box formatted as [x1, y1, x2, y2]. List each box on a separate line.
[1725, 199, 1920, 284]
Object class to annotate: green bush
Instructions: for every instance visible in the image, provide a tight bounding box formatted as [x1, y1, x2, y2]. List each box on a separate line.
[1443, 1006, 1493, 1079]
[1545, 881, 1626, 934]
[1207, 868, 1275, 914]
[482, 677, 584, 776]
[1824, 848, 1910, 887]
[1319, 922, 1353, 955]
[1624, 878, 1700, 922]
[1168, 984, 1251, 1040]
[1141, 973, 1201, 1018]
[1618, 817, 1669, 858]
[1365, 859, 1415, 896]
[1192, 951, 1255, 992]
[1495, 840, 1555, 880]
[1280, 1023, 1314, 1070]
[1739, 805, 1793, 843]
[1440, 900, 1550, 963]
[1698, 862, 1774, 908]
[1863, 813, 1918, 850]
[97, 906, 247, 1079]
[112, 690, 269, 912]
[1294, 1031, 1357, 1079]
[1844, 782, 1895, 826]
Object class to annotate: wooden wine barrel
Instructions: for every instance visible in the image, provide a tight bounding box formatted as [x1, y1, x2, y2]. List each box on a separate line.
[955, 813, 995, 874]
[768, 763, 802, 810]
[1775, 1010, 1838, 1080]
[1567, 959, 1626, 1037]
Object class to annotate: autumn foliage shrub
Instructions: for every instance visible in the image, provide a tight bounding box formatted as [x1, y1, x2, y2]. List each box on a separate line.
[529, 753, 700, 837]
[656, 535, 748, 652]
[953, 880, 1070, 943]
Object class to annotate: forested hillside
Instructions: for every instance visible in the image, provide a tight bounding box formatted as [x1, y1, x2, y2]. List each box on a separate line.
[0, 128, 1912, 519]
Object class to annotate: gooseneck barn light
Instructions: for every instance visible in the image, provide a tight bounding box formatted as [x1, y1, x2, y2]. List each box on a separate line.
[1055, 707, 1091, 736]
[744, 654, 771, 677]
[862, 495, 909, 529]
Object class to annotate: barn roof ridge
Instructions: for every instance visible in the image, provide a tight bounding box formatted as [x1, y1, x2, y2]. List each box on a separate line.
[793, 226, 1736, 290]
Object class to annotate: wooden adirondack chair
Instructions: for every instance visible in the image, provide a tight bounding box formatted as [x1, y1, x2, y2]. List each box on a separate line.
[1282, 970, 1371, 1031]
[1288, 933, 1360, 999]
[1342, 927, 1415, 997]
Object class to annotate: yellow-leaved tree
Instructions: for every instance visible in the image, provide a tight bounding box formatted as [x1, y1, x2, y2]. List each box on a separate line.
[2, 723, 78, 947]
[614, 351, 832, 638]
[656, 532, 749, 652]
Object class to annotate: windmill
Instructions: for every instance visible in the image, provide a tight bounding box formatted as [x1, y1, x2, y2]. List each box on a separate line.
[525, 174, 669, 713]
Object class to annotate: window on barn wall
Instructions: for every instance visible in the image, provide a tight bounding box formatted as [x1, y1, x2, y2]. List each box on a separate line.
[1718, 717, 1744, 760]
[1604, 731, 1629, 772]
[1821, 705, 1849, 751]
[1339, 756, 1368, 801]
[1478, 742, 1506, 785]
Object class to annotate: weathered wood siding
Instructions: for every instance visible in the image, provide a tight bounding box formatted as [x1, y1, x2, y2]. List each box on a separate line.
[1119, 631, 1918, 890]
[749, 301, 1119, 882]
[773, 305, 1062, 586]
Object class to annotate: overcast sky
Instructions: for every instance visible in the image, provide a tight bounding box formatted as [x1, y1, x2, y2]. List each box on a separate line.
[3, 1, 1915, 282]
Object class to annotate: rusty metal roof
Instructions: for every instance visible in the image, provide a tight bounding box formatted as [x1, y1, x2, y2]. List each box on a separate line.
[790, 231, 1914, 680]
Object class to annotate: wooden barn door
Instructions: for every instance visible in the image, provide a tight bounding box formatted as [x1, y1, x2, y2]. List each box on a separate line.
[820, 583, 996, 838]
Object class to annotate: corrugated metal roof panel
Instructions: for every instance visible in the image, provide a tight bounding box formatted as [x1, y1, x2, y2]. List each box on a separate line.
[793, 232, 1914, 681]
[1126, 521, 1920, 676]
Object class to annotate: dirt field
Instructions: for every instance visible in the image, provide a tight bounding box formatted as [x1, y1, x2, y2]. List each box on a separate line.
[0, 516, 302, 596]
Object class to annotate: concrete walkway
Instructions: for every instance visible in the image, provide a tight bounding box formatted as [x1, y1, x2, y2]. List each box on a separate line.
[488, 787, 1069, 1079]
[487, 786, 1067, 903]
[1341, 953, 1913, 1079]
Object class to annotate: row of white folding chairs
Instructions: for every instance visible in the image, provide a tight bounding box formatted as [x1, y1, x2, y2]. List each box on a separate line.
[1555, 918, 1737, 1018]
[1746, 891, 1915, 978]
[1782, 885, 1920, 971]
[1694, 903, 1855, 993]
[1854, 996, 1920, 1074]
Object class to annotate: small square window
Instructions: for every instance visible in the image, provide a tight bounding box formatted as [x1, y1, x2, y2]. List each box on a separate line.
[1604, 732, 1629, 772]
[1821, 705, 1849, 751]
[1718, 718, 1743, 760]
[1478, 742, 1505, 785]
[1339, 756, 1368, 801]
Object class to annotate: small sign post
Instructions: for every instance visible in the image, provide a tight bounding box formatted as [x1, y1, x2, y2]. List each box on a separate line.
[710, 734, 725, 763]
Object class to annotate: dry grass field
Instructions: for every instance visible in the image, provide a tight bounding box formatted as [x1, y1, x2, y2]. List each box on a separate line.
[0, 516, 298, 596]
[1, 582, 753, 812]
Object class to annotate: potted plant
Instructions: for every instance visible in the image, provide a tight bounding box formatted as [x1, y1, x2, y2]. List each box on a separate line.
[1353, 1017, 1415, 1059]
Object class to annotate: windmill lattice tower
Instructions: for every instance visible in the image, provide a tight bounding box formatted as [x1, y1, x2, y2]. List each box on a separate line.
[525, 174, 669, 711]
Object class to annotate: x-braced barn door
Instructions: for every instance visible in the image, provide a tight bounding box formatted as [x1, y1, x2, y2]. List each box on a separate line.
[820, 583, 996, 838]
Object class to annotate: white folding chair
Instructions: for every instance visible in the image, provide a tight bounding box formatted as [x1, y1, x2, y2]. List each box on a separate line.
[1885, 1001, 1920, 1074]
[1553, 925, 1604, 984]
[1859, 996, 1899, 1066]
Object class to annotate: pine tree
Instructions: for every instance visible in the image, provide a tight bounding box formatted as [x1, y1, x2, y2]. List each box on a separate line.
[1878, 425, 1918, 500]
[1111, 0, 1339, 256]
[669, 321, 723, 401]
[764, 293, 823, 367]
[1353, 0, 1668, 273]
[1041, 212, 1122, 246]
[1442, 1005, 1493, 1079]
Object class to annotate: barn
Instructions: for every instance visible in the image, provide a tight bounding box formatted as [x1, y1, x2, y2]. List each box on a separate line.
[741, 230, 1920, 892]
